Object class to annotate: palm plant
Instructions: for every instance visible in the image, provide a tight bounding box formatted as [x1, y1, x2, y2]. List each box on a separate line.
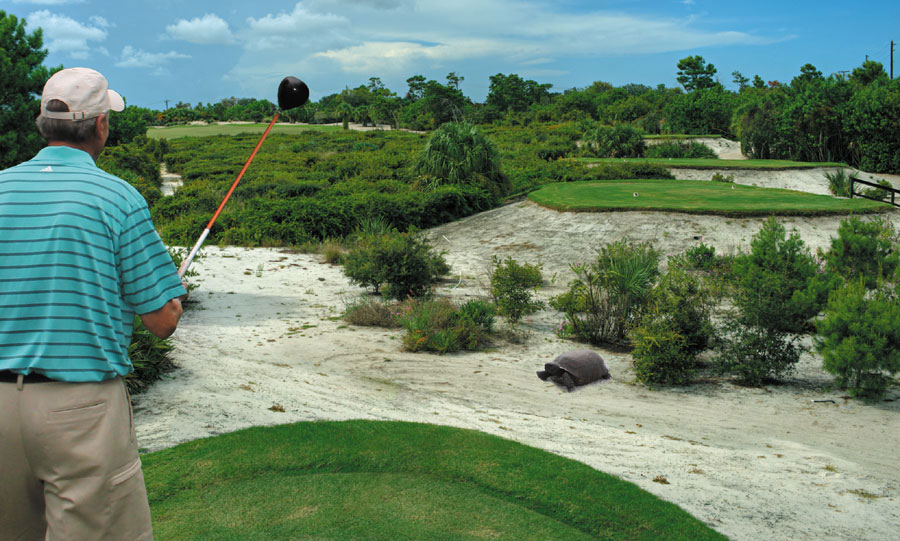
[415, 122, 510, 197]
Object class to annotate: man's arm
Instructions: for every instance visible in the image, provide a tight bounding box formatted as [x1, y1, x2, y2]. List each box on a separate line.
[139, 296, 184, 339]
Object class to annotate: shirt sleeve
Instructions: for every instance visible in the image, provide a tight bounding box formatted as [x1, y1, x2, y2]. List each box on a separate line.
[118, 202, 186, 314]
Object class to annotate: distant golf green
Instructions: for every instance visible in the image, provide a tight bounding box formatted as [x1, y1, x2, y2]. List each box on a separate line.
[579, 157, 846, 169]
[528, 179, 890, 216]
[144, 420, 725, 540]
[147, 123, 341, 139]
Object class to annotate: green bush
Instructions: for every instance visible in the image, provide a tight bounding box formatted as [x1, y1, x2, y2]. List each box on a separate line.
[488, 256, 544, 324]
[631, 317, 692, 386]
[343, 230, 449, 299]
[400, 298, 493, 353]
[644, 141, 718, 159]
[822, 215, 899, 289]
[551, 240, 659, 345]
[710, 172, 734, 183]
[861, 179, 894, 201]
[655, 266, 714, 355]
[816, 280, 900, 399]
[581, 124, 646, 158]
[732, 217, 829, 334]
[416, 122, 510, 197]
[824, 169, 850, 197]
[714, 316, 802, 386]
[683, 241, 716, 270]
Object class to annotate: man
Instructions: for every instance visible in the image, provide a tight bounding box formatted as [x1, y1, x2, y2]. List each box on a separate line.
[0, 67, 186, 540]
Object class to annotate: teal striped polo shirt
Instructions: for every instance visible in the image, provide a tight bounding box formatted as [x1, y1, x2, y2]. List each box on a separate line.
[0, 146, 186, 382]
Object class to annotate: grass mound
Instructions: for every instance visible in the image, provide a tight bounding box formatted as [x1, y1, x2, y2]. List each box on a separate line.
[148, 123, 341, 139]
[579, 157, 846, 170]
[528, 179, 890, 217]
[144, 420, 724, 540]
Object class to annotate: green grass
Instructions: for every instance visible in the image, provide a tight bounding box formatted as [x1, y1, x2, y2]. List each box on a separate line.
[643, 134, 722, 140]
[579, 157, 847, 169]
[144, 420, 724, 540]
[147, 123, 342, 139]
[528, 179, 891, 217]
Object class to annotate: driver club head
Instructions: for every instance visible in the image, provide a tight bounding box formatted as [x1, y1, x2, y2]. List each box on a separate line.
[278, 76, 310, 111]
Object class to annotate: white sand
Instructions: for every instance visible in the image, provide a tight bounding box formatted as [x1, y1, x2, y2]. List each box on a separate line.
[134, 168, 900, 540]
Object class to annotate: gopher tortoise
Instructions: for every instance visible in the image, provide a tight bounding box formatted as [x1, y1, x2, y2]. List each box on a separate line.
[537, 349, 610, 391]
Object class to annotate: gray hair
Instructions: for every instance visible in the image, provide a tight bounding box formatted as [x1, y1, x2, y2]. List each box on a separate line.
[35, 99, 101, 143]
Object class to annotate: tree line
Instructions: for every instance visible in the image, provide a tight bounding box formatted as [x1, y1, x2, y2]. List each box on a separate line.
[2, 10, 899, 173]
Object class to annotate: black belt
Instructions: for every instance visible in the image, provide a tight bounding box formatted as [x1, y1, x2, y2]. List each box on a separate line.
[0, 370, 55, 383]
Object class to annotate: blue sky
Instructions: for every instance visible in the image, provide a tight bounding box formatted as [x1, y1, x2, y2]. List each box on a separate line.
[8, 0, 899, 109]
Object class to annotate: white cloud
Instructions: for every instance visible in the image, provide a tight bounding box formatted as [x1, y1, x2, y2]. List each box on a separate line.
[25, 10, 106, 57]
[89, 16, 111, 28]
[165, 14, 235, 45]
[243, 2, 349, 52]
[116, 46, 190, 69]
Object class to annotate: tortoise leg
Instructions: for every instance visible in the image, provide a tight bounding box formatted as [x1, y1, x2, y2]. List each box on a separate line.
[559, 372, 577, 392]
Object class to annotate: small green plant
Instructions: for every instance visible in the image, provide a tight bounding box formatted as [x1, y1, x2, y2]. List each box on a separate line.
[822, 215, 899, 289]
[861, 179, 894, 201]
[343, 230, 449, 299]
[644, 141, 718, 159]
[824, 169, 850, 197]
[551, 239, 659, 345]
[343, 298, 402, 328]
[631, 316, 693, 386]
[488, 256, 544, 324]
[683, 241, 716, 270]
[714, 316, 802, 386]
[399, 299, 492, 354]
[319, 239, 345, 264]
[710, 172, 734, 183]
[127, 316, 175, 394]
[581, 124, 646, 158]
[816, 280, 900, 399]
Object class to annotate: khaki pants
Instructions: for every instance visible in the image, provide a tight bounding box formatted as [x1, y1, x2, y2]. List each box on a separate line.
[0, 377, 153, 541]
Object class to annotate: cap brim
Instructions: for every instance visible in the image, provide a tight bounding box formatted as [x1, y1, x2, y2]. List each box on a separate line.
[108, 89, 125, 112]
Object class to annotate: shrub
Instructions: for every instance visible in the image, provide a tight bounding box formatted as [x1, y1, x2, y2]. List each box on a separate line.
[824, 169, 850, 197]
[416, 122, 511, 197]
[343, 298, 402, 328]
[582, 124, 646, 158]
[551, 240, 659, 345]
[861, 179, 894, 202]
[343, 230, 449, 299]
[710, 172, 734, 183]
[816, 280, 900, 399]
[732, 217, 828, 334]
[714, 316, 802, 386]
[655, 266, 714, 355]
[644, 141, 718, 159]
[488, 256, 544, 324]
[631, 317, 693, 386]
[683, 241, 716, 270]
[400, 299, 492, 353]
[822, 215, 899, 289]
[319, 239, 345, 264]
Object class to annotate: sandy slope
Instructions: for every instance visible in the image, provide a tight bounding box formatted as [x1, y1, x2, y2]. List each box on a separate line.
[134, 169, 900, 540]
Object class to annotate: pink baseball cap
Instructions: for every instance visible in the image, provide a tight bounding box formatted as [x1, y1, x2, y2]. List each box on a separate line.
[40, 67, 125, 120]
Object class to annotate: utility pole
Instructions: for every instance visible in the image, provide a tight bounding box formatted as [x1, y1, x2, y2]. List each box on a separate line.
[165, 99, 170, 109]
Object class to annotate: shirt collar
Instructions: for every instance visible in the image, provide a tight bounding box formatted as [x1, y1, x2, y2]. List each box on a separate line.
[34, 146, 96, 167]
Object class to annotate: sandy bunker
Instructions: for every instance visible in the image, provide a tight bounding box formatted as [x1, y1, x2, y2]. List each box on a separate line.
[135, 167, 900, 540]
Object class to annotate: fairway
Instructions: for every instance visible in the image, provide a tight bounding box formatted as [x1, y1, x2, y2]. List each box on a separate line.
[528, 179, 890, 216]
[147, 123, 342, 139]
[579, 157, 846, 169]
[143, 420, 725, 540]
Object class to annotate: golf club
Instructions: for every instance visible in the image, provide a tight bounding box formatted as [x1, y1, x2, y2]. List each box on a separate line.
[177, 76, 310, 277]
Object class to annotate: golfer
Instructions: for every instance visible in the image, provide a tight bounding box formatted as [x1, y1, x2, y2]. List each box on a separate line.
[0, 68, 186, 540]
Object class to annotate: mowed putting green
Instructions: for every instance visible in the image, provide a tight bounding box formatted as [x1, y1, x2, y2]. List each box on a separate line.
[528, 179, 890, 217]
[147, 123, 341, 140]
[579, 157, 846, 169]
[144, 421, 724, 540]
